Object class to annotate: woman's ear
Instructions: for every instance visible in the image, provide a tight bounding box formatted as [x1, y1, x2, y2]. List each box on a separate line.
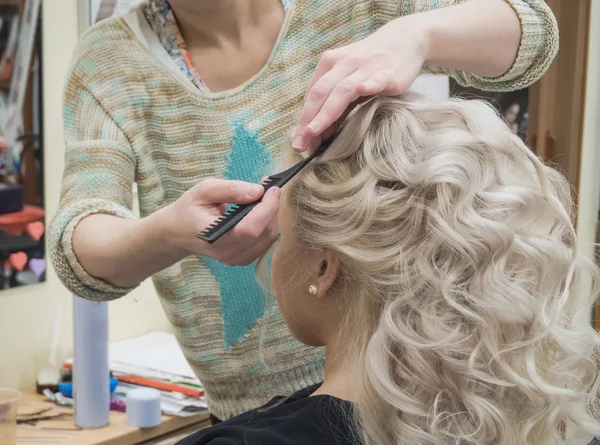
[315, 251, 341, 298]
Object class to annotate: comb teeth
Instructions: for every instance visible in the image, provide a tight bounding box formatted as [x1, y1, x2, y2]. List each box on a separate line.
[196, 201, 256, 240]
[261, 177, 275, 189]
[224, 204, 240, 215]
[200, 218, 226, 236]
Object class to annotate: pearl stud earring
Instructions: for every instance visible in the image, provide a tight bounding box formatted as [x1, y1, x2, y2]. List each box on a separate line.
[308, 285, 317, 295]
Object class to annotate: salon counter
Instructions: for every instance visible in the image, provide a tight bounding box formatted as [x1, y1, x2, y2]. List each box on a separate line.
[16, 389, 210, 445]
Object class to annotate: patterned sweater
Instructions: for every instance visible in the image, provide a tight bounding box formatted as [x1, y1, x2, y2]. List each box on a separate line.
[50, 0, 558, 420]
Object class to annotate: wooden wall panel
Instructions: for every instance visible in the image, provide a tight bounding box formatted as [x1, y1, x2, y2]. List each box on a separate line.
[528, 0, 590, 198]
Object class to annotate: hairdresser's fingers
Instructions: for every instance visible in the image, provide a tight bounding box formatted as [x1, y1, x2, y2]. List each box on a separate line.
[302, 71, 412, 155]
[230, 187, 280, 242]
[208, 186, 276, 249]
[295, 63, 358, 151]
[194, 178, 264, 205]
[304, 96, 372, 154]
[230, 224, 279, 266]
[356, 71, 394, 96]
[210, 229, 275, 266]
[358, 69, 416, 97]
[224, 208, 278, 266]
[303, 49, 341, 103]
[299, 62, 358, 128]
[303, 122, 340, 154]
[217, 203, 229, 214]
[303, 69, 372, 139]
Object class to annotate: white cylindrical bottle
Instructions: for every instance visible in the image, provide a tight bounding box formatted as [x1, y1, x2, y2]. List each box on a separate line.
[126, 388, 162, 428]
[73, 294, 110, 428]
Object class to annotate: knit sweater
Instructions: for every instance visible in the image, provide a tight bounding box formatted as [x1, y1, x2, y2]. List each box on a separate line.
[50, 0, 558, 420]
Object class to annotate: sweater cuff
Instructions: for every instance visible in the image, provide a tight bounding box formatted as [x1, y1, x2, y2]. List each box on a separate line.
[50, 199, 138, 301]
[430, 0, 558, 92]
[493, 0, 558, 89]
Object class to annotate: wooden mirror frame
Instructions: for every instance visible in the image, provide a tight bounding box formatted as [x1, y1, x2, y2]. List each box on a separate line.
[528, 1, 591, 197]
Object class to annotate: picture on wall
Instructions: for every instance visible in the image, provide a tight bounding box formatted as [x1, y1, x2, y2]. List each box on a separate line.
[0, 0, 45, 290]
[449, 79, 529, 143]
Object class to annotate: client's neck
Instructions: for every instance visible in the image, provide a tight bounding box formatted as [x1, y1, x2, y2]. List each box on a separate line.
[311, 334, 357, 402]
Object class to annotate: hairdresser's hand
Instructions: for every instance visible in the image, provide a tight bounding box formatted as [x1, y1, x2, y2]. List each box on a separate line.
[160, 178, 279, 266]
[293, 17, 429, 153]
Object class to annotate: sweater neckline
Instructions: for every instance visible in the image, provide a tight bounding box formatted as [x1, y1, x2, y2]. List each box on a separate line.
[121, 1, 297, 101]
[141, 0, 292, 93]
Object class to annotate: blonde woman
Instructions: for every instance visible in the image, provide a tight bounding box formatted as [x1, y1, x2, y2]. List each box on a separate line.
[179, 95, 600, 444]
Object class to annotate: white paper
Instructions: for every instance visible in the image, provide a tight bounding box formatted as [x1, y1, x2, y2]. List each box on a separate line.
[161, 399, 208, 417]
[113, 382, 208, 418]
[409, 74, 450, 102]
[109, 331, 198, 380]
[109, 362, 198, 385]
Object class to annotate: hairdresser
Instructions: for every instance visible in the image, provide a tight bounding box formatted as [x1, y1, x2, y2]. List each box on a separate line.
[50, 0, 558, 423]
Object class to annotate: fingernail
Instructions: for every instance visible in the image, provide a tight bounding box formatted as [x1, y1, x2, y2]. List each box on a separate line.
[359, 81, 373, 92]
[307, 120, 319, 131]
[292, 135, 304, 150]
[248, 185, 262, 199]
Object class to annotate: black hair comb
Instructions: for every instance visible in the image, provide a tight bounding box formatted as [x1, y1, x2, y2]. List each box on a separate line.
[197, 137, 334, 244]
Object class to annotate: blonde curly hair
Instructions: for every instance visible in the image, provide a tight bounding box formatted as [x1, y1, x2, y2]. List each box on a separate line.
[284, 95, 600, 445]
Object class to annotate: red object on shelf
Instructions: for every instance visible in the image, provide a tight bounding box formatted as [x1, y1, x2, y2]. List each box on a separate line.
[116, 375, 204, 398]
[61, 362, 205, 398]
[0, 205, 44, 235]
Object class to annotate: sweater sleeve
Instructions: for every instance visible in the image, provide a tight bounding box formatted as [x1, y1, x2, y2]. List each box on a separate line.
[376, 0, 558, 92]
[49, 79, 138, 301]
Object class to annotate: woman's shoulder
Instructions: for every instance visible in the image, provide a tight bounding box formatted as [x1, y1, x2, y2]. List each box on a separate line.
[178, 392, 355, 445]
[67, 14, 146, 87]
[74, 16, 138, 62]
[66, 13, 158, 102]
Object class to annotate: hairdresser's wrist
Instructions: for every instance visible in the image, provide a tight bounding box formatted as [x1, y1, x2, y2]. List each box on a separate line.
[384, 14, 432, 65]
[418, 10, 451, 68]
[403, 1, 519, 78]
[139, 206, 191, 263]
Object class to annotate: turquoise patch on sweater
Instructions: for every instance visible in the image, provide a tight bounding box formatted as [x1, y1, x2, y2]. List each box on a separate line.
[202, 124, 273, 349]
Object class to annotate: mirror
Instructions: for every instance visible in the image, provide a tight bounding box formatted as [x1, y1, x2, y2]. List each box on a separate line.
[449, 80, 530, 144]
[0, 0, 44, 290]
[81, 0, 142, 30]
